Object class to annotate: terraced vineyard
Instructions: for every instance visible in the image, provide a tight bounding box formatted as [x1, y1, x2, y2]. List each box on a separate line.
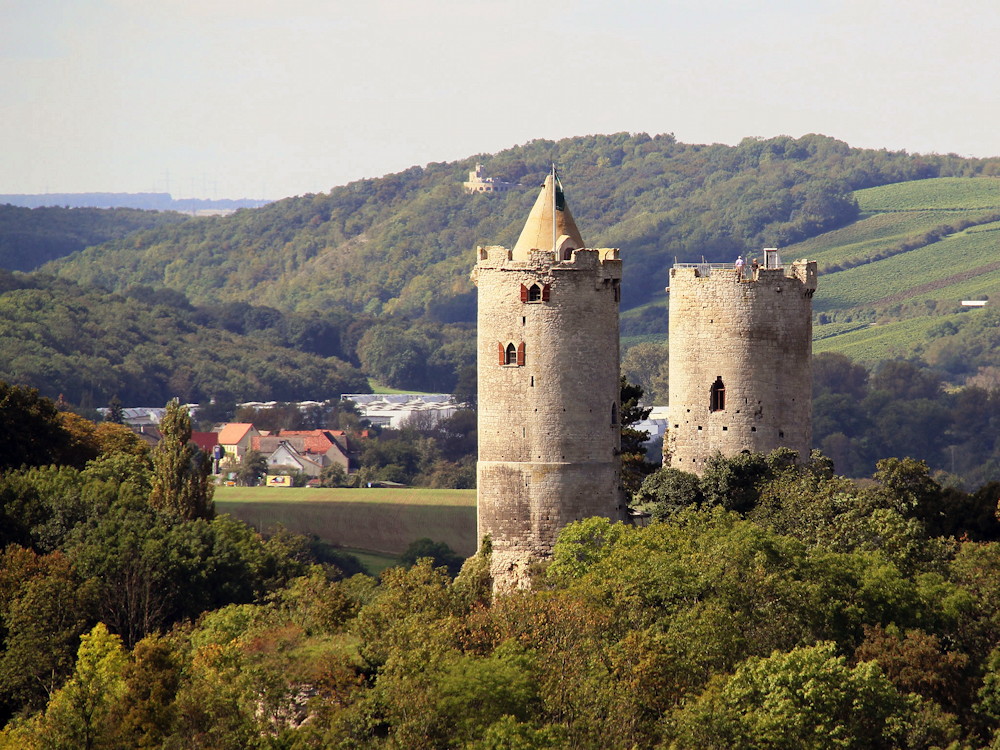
[859, 177, 1000, 212]
[814, 226, 1000, 312]
[812, 314, 967, 362]
[782, 177, 1000, 362]
[794, 210, 992, 271]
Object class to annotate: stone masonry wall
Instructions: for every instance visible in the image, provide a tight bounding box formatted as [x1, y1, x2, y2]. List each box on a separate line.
[667, 260, 817, 474]
[473, 245, 625, 587]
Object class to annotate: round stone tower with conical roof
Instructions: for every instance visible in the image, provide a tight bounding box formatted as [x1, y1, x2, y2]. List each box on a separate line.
[666, 251, 818, 474]
[471, 172, 626, 588]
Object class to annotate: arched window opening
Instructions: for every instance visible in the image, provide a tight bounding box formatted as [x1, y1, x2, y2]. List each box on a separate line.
[505, 343, 517, 365]
[562, 247, 573, 261]
[611, 402, 619, 426]
[710, 376, 726, 412]
[527, 283, 542, 302]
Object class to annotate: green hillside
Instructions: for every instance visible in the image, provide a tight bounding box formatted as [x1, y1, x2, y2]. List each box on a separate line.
[4, 136, 997, 399]
[47, 134, 999, 324]
[791, 177, 1000, 363]
[0, 270, 367, 405]
[859, 177, 1000, 211]
[0, 204, 188, 272]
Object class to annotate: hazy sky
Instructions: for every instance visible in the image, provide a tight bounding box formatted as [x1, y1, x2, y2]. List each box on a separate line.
[3, 0, 998, 200]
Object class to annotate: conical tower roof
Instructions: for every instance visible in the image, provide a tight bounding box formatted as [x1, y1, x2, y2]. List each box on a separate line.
[512, 173, 584, 259]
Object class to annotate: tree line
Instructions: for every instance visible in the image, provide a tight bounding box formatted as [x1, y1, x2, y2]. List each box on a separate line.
[4, 409, 1000, 746]
[0, 204, 187, 272]
[0, 270, 368, 407]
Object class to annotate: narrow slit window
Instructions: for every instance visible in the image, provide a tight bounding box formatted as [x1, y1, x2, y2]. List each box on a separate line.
[611, 402, 619, 426]
[710, 376, 726, 412]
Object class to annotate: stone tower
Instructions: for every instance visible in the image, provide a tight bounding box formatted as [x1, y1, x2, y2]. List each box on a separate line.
[666, 250, 818, 474]
[472, 173, 625, 588]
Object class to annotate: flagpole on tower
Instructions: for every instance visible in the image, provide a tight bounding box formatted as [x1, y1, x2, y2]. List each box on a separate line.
[551, 163, 557, 258]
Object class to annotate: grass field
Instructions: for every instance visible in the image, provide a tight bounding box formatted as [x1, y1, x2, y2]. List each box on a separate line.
[339, 548, 400, 576]
[216, 486, 477, 560]
[367, 379, 429, 395]
[788, 178, 1000, 266]
[216, 486, 475, 506]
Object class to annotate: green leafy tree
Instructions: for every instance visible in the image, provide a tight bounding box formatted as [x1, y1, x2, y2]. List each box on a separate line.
[149, 399, 214, 520]
[0, 548, 96, 716]
[700, 450, 773, 513]
[105, 395, 124, 425]
[36, 623, 128, 750]
[319, 463, 347, 488]
[620, 341, 669, 404]
[0, 382, 70, 471]
[633, 466, 703, 520]
[110, 635, 182, 749]
[400, 538, 465, 578]
[235, 449, 266, 487]
[620, 376, 656, 499]
[669, 642, 916, 749]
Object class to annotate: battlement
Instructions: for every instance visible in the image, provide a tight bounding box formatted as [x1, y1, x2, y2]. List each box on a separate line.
[475, 244, 621, 278]
[477, 245, 511, 262]
[669, 258, 816, 294]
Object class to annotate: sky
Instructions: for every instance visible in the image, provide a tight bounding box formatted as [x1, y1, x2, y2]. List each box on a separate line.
[2, 0, 999, 200]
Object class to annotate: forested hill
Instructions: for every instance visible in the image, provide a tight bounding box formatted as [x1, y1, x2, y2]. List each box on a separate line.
[46, 133, 1000, 322]
[0, 270, 368, 406]
[0, 204, 188, 272]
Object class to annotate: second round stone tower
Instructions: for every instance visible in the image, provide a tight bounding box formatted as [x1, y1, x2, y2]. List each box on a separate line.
[472, 173, 625, 588]
[666, 252, 818, 474]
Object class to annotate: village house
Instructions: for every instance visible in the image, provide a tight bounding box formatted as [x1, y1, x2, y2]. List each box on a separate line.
[259, 440, 324, 478]
[216, 422, 260, 464]
[251, 429, 354, 477]
[190, 431, 219, 455]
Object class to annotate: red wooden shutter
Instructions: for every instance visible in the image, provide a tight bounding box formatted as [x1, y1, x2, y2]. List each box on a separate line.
[542, 284, 551, 301]
[516, 342, 525, 366]
[520, 284, 528, 302]
[498, 342, 505, 365]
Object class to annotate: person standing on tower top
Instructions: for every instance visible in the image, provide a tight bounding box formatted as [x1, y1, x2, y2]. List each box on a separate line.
[735, 255, 745, 280]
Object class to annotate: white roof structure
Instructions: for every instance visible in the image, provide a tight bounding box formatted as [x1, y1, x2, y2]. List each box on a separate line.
[340, 393, 466, 429]
[635, 405, 669, 446]
[96, 405, 199, 426]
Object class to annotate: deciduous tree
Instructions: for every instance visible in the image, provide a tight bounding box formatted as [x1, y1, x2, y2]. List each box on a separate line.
[149, 399, 213, 520]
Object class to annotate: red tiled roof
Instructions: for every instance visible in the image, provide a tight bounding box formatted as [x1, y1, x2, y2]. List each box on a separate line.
[217, 423, 255, 444]
[190, 432, 219, 452]
[277, 430, 336, 455]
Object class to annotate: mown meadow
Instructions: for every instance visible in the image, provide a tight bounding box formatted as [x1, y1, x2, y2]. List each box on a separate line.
[215, 486, 477, 559]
